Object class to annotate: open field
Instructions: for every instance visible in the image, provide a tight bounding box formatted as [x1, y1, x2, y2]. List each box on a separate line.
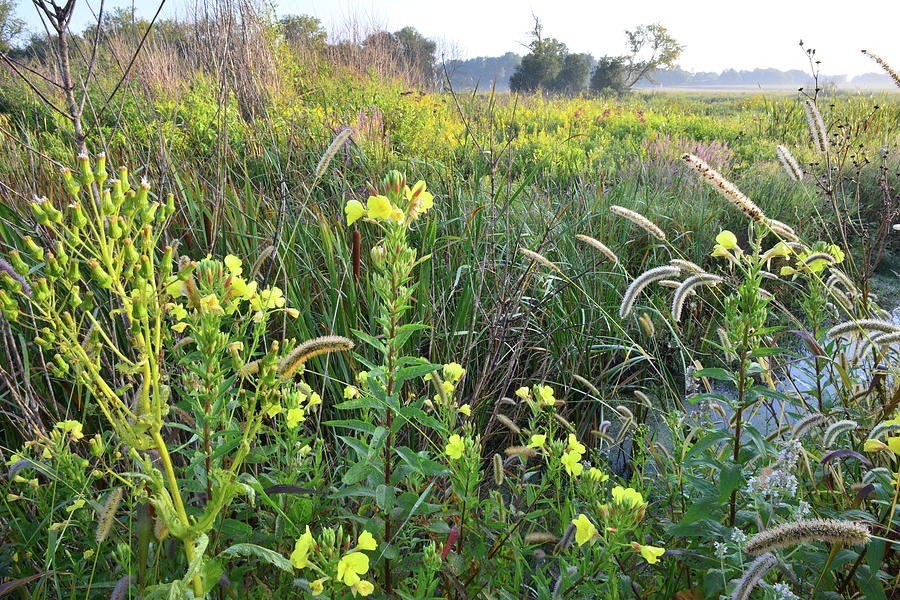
[2, 5, 900, 599]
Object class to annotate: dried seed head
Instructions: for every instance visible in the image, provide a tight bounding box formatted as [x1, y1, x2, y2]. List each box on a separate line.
[681, 153, 766, 222]
[744, 519, 869, 555]
[96, 487, 123, 543]
[609, 205, 666, 240]
[575, 234, 619, 264]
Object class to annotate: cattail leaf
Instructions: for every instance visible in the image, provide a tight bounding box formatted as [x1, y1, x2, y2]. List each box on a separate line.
[821, 449, 872, 468]
[219, 543, 293, 572]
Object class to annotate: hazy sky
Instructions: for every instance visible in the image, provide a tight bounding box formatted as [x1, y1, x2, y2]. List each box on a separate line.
[14, 0, 900, 76]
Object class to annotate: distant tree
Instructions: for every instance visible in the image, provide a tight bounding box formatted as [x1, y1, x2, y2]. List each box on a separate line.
[279, 14, 326, 51]
[589, 56, 628, 95]
[591, 23, 683, 94]
[394, 26, 436, 83]
[552, 52, 592, 93]
[509, 16, 569, 93]
[0, 0, 23, 52]
[622, 23, 683, 87]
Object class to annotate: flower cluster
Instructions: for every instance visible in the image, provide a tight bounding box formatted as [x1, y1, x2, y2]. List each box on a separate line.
[290, 527, 379, 597]
[345, 179, 434, 227]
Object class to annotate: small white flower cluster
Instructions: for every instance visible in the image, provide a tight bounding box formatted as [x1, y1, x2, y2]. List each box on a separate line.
[731, 528, 748, 545]
[746, 467, 799, 500]
[770, 582, 799, 600]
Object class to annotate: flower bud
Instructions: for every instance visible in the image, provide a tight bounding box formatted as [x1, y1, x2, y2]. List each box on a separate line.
[61, 167, 80, 197]
[141, 202, 159, 225]
[370, 245, 385, 266]
[138, 225, 153, 252]
[24, 237, 44, 261]
[54, 242, 68, 271]
[139, 255, 152, 280]
[122, 238, 139, 266]
[32, 278, 50, 303]
[69, 285, 82, 308]
[86, 259, 112, 288]
[54, 353, 69, 374]
[107, 216, 123, 240]
[121, 190, 136, 217]
[100, 189, 115, 215]
[118, 166, 130, 193]
[30, 200, 49, 226]
[132, 295, 147, 320]
[70, 202, 87, 229]
[67, 258, 80, 281]
[78, 153, 94, 186]
[41, 199, 61, 224]
[135, 179, 150, 211]
[0, 272, 21, 295]
[164, 193, 175, 218]
[45, 253, 62, 278]
[95, 153, 108, 186]
[82, 290, 95, 312]
[8, 250, 28, 276]
[160, 246, 173, 280]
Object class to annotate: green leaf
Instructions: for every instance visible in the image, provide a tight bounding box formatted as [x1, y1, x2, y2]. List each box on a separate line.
[350, 328, 386, 353]
[394, 446, 450, 477]
[376, 484, 395, 511]
[219, 543, 293, 573]
[693, 368, 736, 383]
[717, 464, 743, 503]
[343, 459, 376, 485]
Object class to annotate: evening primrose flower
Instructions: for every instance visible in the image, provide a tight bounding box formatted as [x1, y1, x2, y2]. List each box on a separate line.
[632, 542, 665, 564]
[458, 404, 471, 416]
[55, 420, 84, 441]
[309, 578, 326, 596]
[612, 485, 645, 509]
[224, 254, 243, 277]
[515, 387, 530, 400]
[711, 244, 731, 258]
[567, 434, 585, 455]
[172, 322, 188, 333]
[445, 434, 465, 460]
[199, 294, 224, 315]
[367, 195, 392, 220]
[716, 230, 738, 250]
[290, 526, 315, 569]
[337, 551, 369, 586]
[357, 530, 377, 551]
[561, 450, 583, 477]
[350, 580, 374, 597]
[572, 514, 598, 546]
[344, 385, 359, 399]
[864, 439, 889, 453]
[443, 362, 465, 383]
[588, 467, 609, 483]
[888, 436, 900, 454]
[286, 407, 305, 428]
[345, 200, 366, 225]
[528, 434, 546, 449]
[534, 385, 556, 407]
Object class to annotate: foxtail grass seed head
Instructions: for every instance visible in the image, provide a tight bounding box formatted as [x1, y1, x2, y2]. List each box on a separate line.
[616, 405, 634, 421]
[278, 336, 354, 379]
[826, 270, 857, 296]
[620, 265, 681, 319]
[862, 50, 900, 90]
[827, 319, 900, 340]
[731, 553, 777, 600]
[669, 258, 705, 275]
[575, 234, 619, 264]
[823, 420, 857, 447]
[524, 532, 558, 545]
[744, 519, 869, 555]
[96, 487, 123, 543]
[869, 420, 900, 440]
[874, 332, 900, 347]
[552, 412, 575, 432]
[804, 99, 830, 153]
[110, 576, 134, 600]
[671, 274, 722, 322]
[504, 445, 537, 458]
[658, 279, 684, 289]
[802, 252, 837, 268]
[615, 418, 634, 442]
[791, 413, 828, 439]
[493, 453, 504, 486]
[681, 153, 766, 222]
[315, 129, 352, 181]
[634, 390, 652, 408]
[496, 414, 521, 434]
[519, 247, 561, 273]
[609, 205, 666, 240]
[775, 145, 803, 181]
[638, 312, 656, 337]
[248, 245, 276, 280]
[557, 522, 577, 553]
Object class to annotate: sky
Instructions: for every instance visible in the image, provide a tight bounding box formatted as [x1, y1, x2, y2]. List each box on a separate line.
[14, 0, 900, 77]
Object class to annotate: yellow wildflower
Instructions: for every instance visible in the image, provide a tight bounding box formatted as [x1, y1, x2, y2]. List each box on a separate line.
[310, 578, 326, 596]
[337, 551, 369, 586]
[612, 485, 645, 509]
[351, 580, 374, 597]
[864, 439, 889, 453]
[528, 434, 546, 449]
[515, 387, 530, 400]
[445, 434, 465, 460]
[632, 542, 665, 564]
[345, 200, 366, 226]
[224, 254, 243, 277]
[286, 407, 305, 428]
[588, 467, 609, 483]
[561, 450, 583, 477]
[366, 195, 392, 220]
[199, 294, 224, 315]
[715, 230, 738, 250]
[572, 514, 598, 546]
[458, 404, 471, 416]
[344, 385, 359, 399]
[534, 385, 556, 407]
[357, 530, 377, 551]
[443, 362, 465, 383]
[290, 526, 315, 569]
[567, 433, 585, 455]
